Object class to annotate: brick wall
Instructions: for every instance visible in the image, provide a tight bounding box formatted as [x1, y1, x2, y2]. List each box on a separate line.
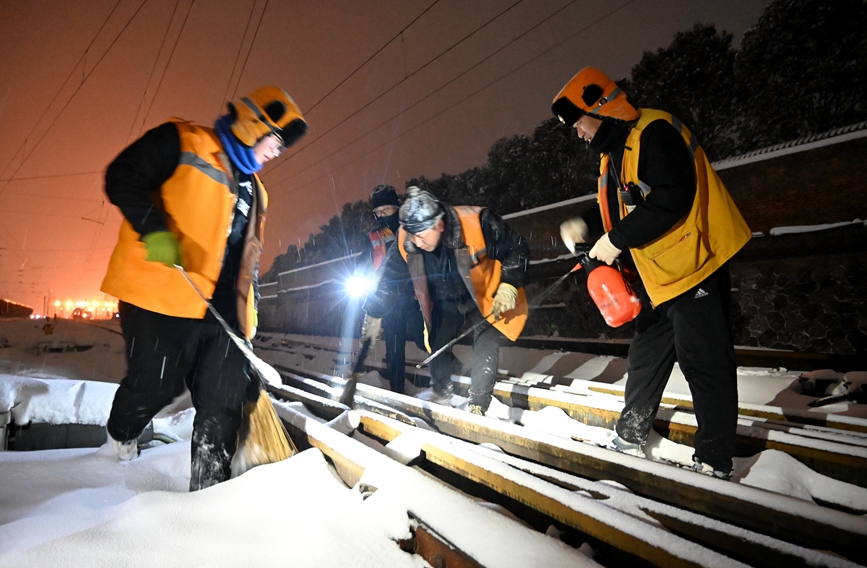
[718, 137, 867, 234]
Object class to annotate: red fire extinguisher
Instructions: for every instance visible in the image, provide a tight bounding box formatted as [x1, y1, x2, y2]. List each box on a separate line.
[576, 255, 641, 327]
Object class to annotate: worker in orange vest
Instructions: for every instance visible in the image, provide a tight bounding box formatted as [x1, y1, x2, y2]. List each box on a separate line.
[101, 86, 307, 490]
[362, 187, 530, 415]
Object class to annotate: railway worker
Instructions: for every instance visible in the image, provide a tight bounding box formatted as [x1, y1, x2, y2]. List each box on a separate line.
[553, 67, 751, 479]
[100, 87, 307, 490]
[362, 187, 530, 415]
[363, 185, 424, 394]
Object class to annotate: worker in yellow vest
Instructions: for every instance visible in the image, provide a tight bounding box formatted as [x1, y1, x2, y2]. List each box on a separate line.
[101, 86, 307, 490]
[364, 185, 423, 393]
[362, 187, 530, 415]
[553, 67, 751, 480]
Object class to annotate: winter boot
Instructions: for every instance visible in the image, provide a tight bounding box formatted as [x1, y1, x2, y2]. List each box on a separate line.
[692, 456, 732, 481]
[611, 435, 645, 458]
[427, 382, 454, 405]
[107, 430, 139, 461]
[468, 404, 485, 416]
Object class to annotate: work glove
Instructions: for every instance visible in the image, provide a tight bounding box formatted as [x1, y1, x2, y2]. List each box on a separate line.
[589, 232, 622, 265]
[141, 231, 182, 267]
[491, 283, 518, 320]
[361, 314, 383, 345]
[559, 217, 589, 253]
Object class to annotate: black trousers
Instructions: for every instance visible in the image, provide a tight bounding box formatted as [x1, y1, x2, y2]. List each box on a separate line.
[381, 306, 407, 393]
[428, 306, 502, 410]
[107, 302, 251, 491]
[382, 296, 426, 393]
[615, 266, 738, 472]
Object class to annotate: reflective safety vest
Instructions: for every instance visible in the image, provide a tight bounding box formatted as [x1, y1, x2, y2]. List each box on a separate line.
[101, 119, 267, 338]
[398, 206, 528, 352]
[368, 227, 395, 270]
[598, 109, 750, 306]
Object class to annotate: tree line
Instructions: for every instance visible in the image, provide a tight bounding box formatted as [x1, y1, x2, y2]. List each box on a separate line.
[264, 0, 866, 281]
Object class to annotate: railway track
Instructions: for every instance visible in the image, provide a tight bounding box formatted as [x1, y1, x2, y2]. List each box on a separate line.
[254, 340, 867, 567]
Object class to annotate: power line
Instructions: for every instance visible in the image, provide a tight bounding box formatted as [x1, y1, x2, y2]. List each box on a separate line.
[139, 0, 197, 133]
[0, 0, 124, 184]
[0, 171, 104, 182]
[267, 0, 637, 194]
[304, 0, 442, 115]
[266, 0, 579, 189]
[0, 0, 150, 198]
[219, 0, 265, 113]
[126, 0, 182, 144]
[229, 0, 270, 100]
[268, 0, 524, 177]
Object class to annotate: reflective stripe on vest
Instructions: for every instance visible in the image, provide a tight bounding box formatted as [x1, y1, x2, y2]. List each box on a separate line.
[369, 228, 395, 270]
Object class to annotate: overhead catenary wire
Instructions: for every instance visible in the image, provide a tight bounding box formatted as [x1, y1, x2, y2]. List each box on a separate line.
[266, 0, 526, 177]
[219, 0, 269, 111]
[0, 0, 150, 197]
[265, 0, 637, 194]
[131, 0, 197, 141]
[304, 0, 442, 115]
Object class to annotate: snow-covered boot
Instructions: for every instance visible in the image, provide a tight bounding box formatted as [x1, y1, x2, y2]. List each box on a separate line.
[692, 456, 732, 480]
[611, 435, 645, 458]
[427, 382, 454, 405]
[107, 431, 138, 461]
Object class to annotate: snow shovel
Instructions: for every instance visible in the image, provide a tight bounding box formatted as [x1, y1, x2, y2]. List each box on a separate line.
[175, 265, 297, 470]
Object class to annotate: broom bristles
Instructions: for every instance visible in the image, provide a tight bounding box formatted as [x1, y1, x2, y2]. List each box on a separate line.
[235, 389, 297, 475]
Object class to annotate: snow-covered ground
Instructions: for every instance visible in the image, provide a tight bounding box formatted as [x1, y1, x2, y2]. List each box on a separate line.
[1, 318, 866, 566]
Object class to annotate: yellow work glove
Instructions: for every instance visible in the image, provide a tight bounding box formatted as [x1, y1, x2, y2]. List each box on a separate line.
[141, 231, 182, 267]
[361, 314, 383, 345]
[589, 232, 622, 265]
[491, 283, 518, 320]
[559, 217, 589, 254]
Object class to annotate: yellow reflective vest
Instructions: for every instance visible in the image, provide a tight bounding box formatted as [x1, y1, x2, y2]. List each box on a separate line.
[598, 109, 751, 306]
[101, 119, 267, 338]
[398, 206, 528, 351]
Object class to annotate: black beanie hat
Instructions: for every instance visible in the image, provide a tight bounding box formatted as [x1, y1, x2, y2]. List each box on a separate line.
[370, 185, 399, 209]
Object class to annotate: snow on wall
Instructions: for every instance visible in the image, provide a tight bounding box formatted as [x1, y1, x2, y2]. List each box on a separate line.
[0, 375, 116, 426]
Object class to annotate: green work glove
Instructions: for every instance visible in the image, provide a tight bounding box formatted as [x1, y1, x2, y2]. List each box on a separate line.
[141, 231, 182, 267]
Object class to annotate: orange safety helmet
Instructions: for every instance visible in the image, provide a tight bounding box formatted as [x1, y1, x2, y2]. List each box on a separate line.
[228, 86, 308, 148]
[552, 67, 639, 125]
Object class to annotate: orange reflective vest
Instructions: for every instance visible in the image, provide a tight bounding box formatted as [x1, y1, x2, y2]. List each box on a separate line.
[598, 109, 751, 306]
[368, 226, 395, 270]
[101, 119, 267, 338]
[398, 206, 528, 352]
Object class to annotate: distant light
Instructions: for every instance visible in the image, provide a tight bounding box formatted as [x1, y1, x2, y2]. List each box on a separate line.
[54, 300, 61, 307]
[345, 273, 377, 299]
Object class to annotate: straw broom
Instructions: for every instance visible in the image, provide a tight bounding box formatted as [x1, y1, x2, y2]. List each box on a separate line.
[174, 265, 298, 475]
[234, 379, 298, 475]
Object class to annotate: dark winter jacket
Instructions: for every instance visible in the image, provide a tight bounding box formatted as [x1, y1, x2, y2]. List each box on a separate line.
[587, 109, 750, 305]
[364, 204, 530, 343]
[582, 118, 696, 250]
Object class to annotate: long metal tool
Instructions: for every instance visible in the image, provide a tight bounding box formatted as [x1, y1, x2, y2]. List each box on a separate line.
[338, 335, 373, 407]
[415, 311, 496, 369]
[416, 261, 584, 369]
[175, 265, 262, 372]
